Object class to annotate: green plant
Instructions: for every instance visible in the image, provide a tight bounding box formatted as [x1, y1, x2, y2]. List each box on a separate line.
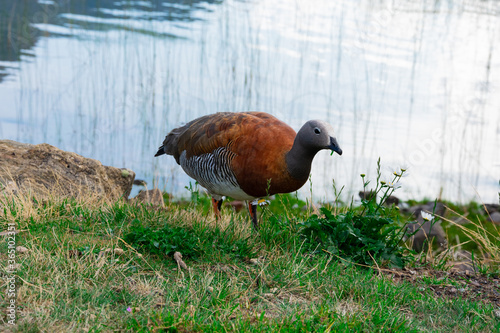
[300, 207, 406, 268]
[124, 224, 201, 257]
[299, 159, 408, 268]
[199, 221, 257, 259]
[124, 218, 257, 260]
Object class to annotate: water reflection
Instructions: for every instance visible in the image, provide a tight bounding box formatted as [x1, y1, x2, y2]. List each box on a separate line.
[0, 0, 222, 82]
[0, 0, 498, 202]
[0, 1, 40, 66]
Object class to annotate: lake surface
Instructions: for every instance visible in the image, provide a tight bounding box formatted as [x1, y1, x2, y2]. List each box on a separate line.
[0, 0, 499, 203]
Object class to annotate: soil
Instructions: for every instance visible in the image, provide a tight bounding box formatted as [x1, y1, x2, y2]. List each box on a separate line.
[383, 267, 500, 306]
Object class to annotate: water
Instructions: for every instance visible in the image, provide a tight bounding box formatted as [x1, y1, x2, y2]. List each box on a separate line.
[0, 0, 499, 203]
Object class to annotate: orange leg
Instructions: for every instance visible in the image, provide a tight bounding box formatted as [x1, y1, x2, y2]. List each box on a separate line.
[248, 202, 259, 230]
[212, 197, 223, 220]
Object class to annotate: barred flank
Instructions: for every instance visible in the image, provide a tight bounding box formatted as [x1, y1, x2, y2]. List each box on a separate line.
[180, 147, 239, 192]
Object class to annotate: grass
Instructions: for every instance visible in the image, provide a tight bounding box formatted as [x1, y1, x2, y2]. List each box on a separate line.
[1, 186, 500, 332]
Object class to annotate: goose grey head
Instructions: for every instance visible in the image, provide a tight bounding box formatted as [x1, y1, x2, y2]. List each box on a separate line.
[297, 120, 342, 156]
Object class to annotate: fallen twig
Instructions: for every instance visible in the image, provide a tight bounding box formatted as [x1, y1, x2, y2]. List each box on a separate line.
[174, 251, 188, 270]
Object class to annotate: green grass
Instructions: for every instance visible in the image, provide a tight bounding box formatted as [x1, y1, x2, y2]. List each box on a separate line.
[1, 190, 499, 332]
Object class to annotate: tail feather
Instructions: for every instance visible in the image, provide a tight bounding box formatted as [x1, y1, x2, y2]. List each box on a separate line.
[155, 126, 186, 162]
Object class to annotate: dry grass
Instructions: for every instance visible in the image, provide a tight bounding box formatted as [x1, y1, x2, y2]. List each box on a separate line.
[442, 205, 500, 265]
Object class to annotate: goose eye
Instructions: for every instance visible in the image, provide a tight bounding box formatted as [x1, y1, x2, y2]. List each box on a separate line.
[314, 127, 321, 134]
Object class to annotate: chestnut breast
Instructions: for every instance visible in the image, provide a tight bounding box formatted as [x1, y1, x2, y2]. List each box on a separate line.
[229, 115, 306, 197]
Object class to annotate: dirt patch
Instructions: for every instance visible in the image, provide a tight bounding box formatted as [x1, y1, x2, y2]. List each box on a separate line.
[383, 267, 500, 306]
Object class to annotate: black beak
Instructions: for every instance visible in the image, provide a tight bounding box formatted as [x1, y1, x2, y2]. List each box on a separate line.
[329, 137, 342, 155]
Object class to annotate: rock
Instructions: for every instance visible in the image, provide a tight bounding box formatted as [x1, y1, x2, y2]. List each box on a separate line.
[450, 262, 475, 272]
[406, 213, 447, 252]
[131, 189, 164, 207]
[488, 211, 500, 224]
[358, 190, 399, 206]
[359, 190, 376, 201]
[133, 179, 147, 186]
[409, 202, 446, 218]
[0, 140, 134, 201]
[226, 200, 245, 212]
[484, 203, 500, 214]
[385, 196, 400, 206]
[449, 250, 477, 273]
